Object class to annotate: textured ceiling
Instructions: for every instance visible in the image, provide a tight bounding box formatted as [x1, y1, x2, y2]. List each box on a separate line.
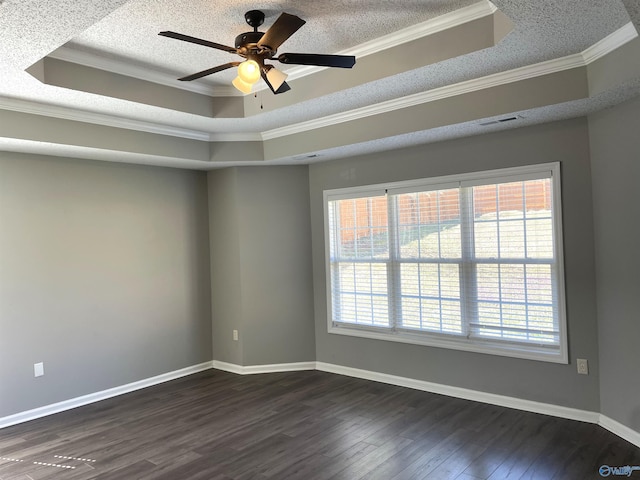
[1, 0, 639, 169]
[64, 0, 479, 86]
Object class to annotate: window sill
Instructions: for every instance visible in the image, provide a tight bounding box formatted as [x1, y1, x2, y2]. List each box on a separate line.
[328, 323, 568, 364]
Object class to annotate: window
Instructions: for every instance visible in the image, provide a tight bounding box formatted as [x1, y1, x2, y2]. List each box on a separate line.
[324, 163, 567, 363]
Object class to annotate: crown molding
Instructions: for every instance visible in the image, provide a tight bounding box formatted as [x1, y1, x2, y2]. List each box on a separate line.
[208, 132, 263, 142]
[48, 2, 498, 96]
[265, 0, 498, 85]
[262, 54, 583, 140]
[262, 22, 635, 140]
[48, 47, 238, 97]
[348, 0, 497, 58]
[0, 96, 211, 141]
[4, 21, 635, 145]
[581, 21, 638, 63]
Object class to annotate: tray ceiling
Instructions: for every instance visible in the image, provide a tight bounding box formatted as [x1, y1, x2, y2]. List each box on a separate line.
[1, 0, 639, 169]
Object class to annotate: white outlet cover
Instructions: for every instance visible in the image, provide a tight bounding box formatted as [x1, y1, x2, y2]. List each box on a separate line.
[577, 358, 589, 375]
[34, 362, 45, 377]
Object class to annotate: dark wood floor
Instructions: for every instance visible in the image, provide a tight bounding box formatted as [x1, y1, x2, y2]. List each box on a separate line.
[1, 369, 638, 480]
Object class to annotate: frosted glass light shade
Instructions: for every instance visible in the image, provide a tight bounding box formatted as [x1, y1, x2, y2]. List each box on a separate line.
[237, 60, 260, 84]
[232, 76, 253, 94]
[265, 67, 288, 91]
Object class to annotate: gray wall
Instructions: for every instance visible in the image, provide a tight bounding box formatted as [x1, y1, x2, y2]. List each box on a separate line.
[309, 118, 602, 411]
[208, 166, 315, 366]
[3, 106, 638, 433]
[208, 168, 244, 366]
[0, 153, 212, 418]
[589, 96, 640, 430]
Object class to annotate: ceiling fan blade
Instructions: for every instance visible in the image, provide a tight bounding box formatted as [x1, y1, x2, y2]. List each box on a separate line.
[178, 62, 240, 81]
[159, 31, 237, 53]
[257, 13, 306, 50]
[261, 69, 291, 94]
[274, 82, 291, 94]
[277, 53, 356, 68]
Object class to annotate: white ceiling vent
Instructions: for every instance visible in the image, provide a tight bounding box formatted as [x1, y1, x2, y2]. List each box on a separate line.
[479, 115, 523, 126]
[293, 153, 320, 161]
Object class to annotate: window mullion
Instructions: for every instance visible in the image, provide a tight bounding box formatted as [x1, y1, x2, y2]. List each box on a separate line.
[331, 202, 342, 324]
[459, 186, 476, 338]
[386, 192, 401, 331]
[436, 192, 443, 332]
[522, 182, 530, 341]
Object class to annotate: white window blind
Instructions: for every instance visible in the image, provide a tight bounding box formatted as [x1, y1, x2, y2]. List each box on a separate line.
[324, 163, 567, 362]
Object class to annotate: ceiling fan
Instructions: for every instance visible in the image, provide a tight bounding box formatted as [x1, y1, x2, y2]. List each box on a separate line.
[159, 10, 356, 95]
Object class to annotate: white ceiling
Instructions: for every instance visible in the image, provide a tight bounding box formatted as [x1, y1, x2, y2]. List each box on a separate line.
[1, 0, 639, 169]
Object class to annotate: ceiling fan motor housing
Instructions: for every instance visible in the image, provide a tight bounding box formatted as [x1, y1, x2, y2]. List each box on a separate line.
[235, 31, 265, 50]
[235, 30, 276, 60]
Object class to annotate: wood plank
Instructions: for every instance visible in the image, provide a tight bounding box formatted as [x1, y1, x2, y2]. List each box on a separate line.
[0, 369, 637, 480]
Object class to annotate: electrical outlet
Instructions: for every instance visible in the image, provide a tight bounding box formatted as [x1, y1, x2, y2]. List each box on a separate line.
[577, 358, 589, 375]
[34, 362, 45, 377]
[233, 330, 239, 341]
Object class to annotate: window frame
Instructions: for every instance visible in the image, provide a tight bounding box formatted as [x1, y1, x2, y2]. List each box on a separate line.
[323, 162, 568, 363]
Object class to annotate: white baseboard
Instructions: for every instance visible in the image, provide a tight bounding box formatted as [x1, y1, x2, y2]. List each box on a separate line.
[3, 359, 638, 449]
[212, 360, 316, 375]
[315, 362, 600, 423]
[0, 361, 213, 430]
[599, 414, 640, 449]
[313, 362, 639, 449]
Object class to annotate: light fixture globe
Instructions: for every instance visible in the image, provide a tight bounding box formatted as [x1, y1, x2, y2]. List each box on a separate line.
[232, 76, 253, 94]
[264, 66, 288, 91]
[237, 60, 260, 84]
